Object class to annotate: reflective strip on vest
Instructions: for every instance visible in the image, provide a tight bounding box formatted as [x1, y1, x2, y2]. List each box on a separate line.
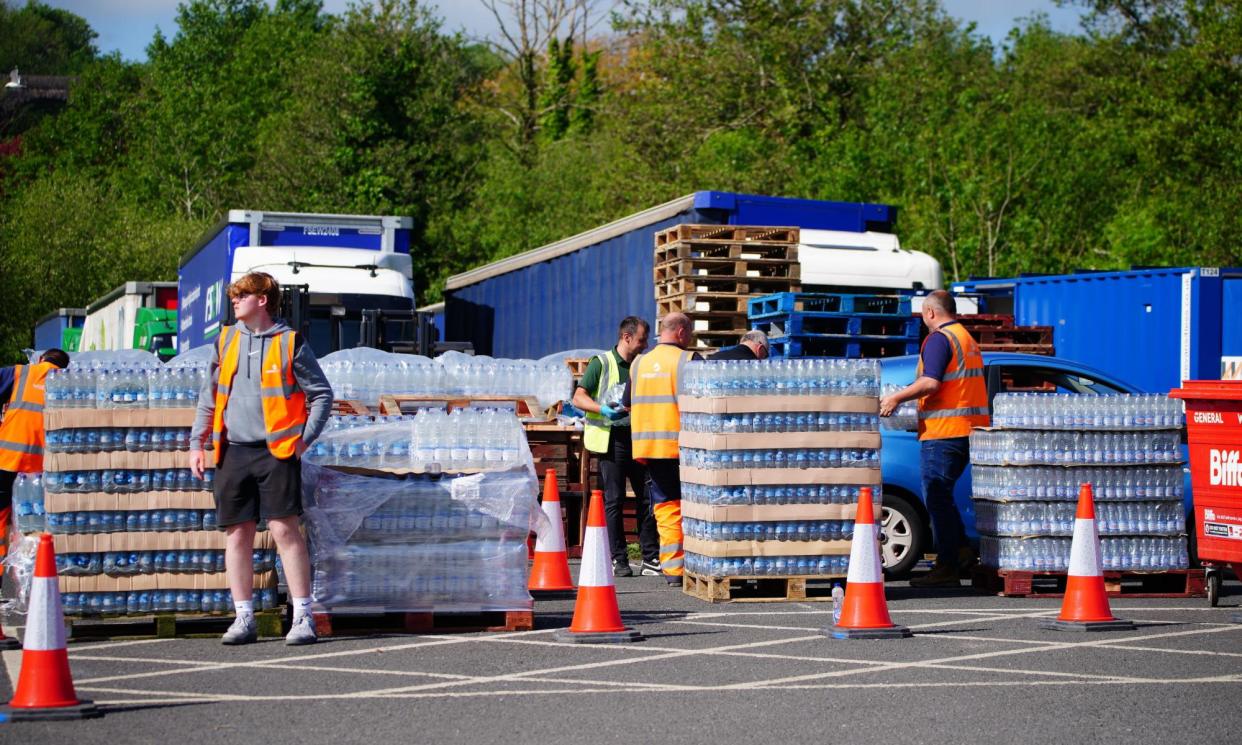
[631, 395, 677, 404]
[0, 439, 43, 455]
[917, 323, 989, 440]
[920, 406, 990, 420]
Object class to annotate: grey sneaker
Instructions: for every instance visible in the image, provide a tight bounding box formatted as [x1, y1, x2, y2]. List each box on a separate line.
[221, 614, 258, 645]
[640, 560, 661, 576]
[285, 614, 318, 646]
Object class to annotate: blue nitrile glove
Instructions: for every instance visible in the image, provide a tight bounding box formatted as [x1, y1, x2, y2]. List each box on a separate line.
[600, 404, 627, 421]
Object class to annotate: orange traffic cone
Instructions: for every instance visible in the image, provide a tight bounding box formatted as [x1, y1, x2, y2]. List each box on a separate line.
[0, 534, 101, 721]
[553, 490, 642, 644]
[529, 469, 575, 594]
[1041, 484, 1135, 632]
[822, 487, 912, 640]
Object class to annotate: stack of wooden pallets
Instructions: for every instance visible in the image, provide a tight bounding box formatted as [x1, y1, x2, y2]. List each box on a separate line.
[653, 224, 801, 353]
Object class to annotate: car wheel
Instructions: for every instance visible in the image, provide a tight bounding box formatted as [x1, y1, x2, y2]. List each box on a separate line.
[880, 492, 925, 579]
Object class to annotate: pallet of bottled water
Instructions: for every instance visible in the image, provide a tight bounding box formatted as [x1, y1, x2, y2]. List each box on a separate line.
[991, 392, 1185, 430]
[971, 392, 1189, 573]
[971, 464, 1184, 501]
[677, 359, 880, 581]
[302, 413, 543, 612]
[974, 500, 1186, 537]
[979, 535, 1191, 572]
[318, 348, 572, 413]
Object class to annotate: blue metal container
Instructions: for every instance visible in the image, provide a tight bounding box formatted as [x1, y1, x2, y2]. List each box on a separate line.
[34, 308, 86, 350]
[953, 267, 1242, 393]
[444, 192, 897, 358]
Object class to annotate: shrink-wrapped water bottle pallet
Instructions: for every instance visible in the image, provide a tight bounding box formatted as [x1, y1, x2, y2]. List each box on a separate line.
[311, 609, 533, 637]
[970, 565, 1207, 599]
[57, 609, 285, 641]
[683, 572, 842, 604]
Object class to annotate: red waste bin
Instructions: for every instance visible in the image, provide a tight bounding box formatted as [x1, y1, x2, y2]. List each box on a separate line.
[1169, 381, 1242, 608]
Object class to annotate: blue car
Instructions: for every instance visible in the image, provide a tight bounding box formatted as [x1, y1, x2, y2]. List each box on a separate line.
[877, 352, 1183, 577]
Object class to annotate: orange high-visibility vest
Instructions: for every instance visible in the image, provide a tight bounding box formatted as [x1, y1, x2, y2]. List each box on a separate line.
[630, 343, 694, 460]
[211, 326, 307, 465]
[917, 321, 990, 440]
[0, 361, 55, 472]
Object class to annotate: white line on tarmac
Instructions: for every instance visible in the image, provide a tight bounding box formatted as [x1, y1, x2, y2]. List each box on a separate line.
[79, 674, 1242, 706]
[69, 637, 176, 651]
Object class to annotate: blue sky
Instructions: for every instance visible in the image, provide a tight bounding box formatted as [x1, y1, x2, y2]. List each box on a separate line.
[41, 1, 1087, 63]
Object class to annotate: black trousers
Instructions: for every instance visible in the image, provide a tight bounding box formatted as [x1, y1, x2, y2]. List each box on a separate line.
[597, 428, 658, 564]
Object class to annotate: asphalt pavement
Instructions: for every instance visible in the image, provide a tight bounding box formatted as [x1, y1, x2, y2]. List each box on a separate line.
[2, 571, 1241, 745]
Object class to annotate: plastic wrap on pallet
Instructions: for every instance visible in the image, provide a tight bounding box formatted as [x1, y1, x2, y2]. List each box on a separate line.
[301, 415, 546, 612]
[979, 535, 1190, 572]
[318, 348, 573, 409]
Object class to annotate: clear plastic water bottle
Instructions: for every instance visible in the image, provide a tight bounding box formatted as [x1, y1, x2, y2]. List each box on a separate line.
[832, 583, 844, 624]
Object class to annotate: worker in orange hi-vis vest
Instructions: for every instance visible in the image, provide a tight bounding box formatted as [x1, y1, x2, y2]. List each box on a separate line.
[0, 348, 70, 587]
[188, 272, 334, 646]
[622, 312, 701, 587]
[880, 290, 990, 588]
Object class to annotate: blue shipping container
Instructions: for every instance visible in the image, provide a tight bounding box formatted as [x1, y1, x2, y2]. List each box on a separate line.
[33, 308, 86, 351]
[954, 267, 1242, 393]
[445, 191, 896, 358]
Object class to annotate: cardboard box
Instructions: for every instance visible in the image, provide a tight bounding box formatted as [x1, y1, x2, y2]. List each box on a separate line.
[678, 431, 880, 451]
[684, 535, 850, 558]
[682, 501, 862, 522]
[44, 490, 216, 513]
[52, 530, 274, 554]
[60, 570, 277, 593]
[679, 465, 880, 486]
[44, 407, 197, 432]
[678, 394, 878, 415]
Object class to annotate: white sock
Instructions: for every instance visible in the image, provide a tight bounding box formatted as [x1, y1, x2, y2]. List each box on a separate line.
[292, 597, 312, 621]
[234, 599, 254, 618]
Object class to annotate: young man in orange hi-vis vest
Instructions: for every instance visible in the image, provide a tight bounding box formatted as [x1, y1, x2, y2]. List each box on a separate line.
[880, 290, 990, 587]
[189, 272, 334, 645]
[0, 348, 69, 591]
[622, 312, 701, 587]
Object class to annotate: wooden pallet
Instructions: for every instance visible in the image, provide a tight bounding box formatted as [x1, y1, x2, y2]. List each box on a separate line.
[655, 224, 800, 247]
[972, 326, 1054, 346]
[654, 257, 800, 283]
[312, 609, 533, 637]
[955, 314, 1017, 329]
[333, 399, 373, 416]
[971, 566, 1206, 598]
[64, 609, 284, 640]
[376, 394, 558, 420]
[658, 292, 754, 316]
[657, 276, 801, 300]
[654, 240, 798, 265]
[683, 573, 843, 603]
[564, 357, 591, 378]
[689, 329, 748, 351]
[977, 343, 1055, 356]
[691, 313, 751, 334]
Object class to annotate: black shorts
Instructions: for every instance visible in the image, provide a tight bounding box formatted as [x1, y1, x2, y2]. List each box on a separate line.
[214, 442, 302, 527]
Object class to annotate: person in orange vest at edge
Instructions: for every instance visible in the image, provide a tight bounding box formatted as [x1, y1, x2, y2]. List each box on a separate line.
[0, 348, 70, 595]
[879, 290, 990, 587]
[189, 272, 334, 645]
[622, 312, 701, 587]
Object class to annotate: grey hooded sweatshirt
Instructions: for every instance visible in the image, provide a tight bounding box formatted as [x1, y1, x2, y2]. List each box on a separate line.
[190, 320, 334, 453]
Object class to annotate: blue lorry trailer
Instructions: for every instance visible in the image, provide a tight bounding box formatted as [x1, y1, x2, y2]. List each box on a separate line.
[444, 192, 906, 359]
[177, 211, 415, 356]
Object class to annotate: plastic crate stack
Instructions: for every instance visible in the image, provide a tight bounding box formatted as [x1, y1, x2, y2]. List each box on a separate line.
[27, 365, 278, 617]
[302, 408, 542, 613]
[971, 393, 1190, 572]
[748, 292, 921, 359]
[652, 224, 801, 353]
[677, 358, 883, 579]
